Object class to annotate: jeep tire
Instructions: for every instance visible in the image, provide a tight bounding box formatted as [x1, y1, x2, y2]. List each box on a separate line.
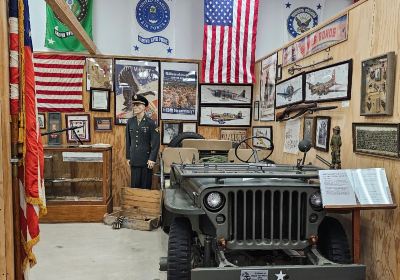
[317, 216, 351, 264]
[167, 218, 192, 280]
[168, 132, 204, 147]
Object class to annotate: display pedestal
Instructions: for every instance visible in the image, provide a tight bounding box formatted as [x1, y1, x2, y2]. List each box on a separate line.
[41, 146, 113, 222]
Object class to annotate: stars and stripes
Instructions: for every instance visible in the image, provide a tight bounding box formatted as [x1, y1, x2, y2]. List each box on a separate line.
[202, 0, 259, 83]
[33, 54, 85, 112]
[9, 0, 46, 278]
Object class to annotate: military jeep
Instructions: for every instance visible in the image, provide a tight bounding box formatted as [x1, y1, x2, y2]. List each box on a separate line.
[160, 137, 366, 280]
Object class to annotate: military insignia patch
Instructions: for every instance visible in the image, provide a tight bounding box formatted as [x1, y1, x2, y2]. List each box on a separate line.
[287, 7, 318, 38]
[155, 127, 160, 133]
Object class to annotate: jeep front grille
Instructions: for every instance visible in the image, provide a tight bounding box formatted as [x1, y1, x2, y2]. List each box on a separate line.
[227, 189, 309, 249]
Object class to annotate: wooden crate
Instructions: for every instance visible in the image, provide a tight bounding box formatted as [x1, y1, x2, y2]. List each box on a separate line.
[120, 187, 161, 216]
[103, 209, 159, 231]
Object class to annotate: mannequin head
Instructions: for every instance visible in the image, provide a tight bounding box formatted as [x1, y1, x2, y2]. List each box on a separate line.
[133, 103, 146, 117]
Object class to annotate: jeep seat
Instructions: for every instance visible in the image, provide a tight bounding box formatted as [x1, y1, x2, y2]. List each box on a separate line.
[160, 147, 199, 188]
[228, 148, 271, 163]
[182, 139, 232, 159]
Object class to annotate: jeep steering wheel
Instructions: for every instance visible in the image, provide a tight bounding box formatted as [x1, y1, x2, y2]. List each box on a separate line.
[234, 136, 274, 163]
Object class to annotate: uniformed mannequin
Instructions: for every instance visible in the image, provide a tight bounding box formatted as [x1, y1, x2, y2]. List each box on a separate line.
[126, 94, 160, 189]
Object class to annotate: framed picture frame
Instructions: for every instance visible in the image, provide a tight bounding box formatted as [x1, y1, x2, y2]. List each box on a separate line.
[252, 126, 273, 149]
[199, 83, 252, 105]
[260, 53, 277, 121]
[304, 59, 352, 103]
[360, 52, 396, 116]
[162, 121, 181, 145]
[352, 123, 399, 159]
[253, 101, 259, 121]
[199, 106, 251, 127]
[94, 117, 112, 132]
[65, 114, 91, 143]
[220, 128, 248, 148]
[182, 122, 197, 133]
[303, 116, 315, 145]
[86, 57, 113, 90]
[47, 112, 62, 145]
[114, 59, 159, 125]
[160, 61, 199, 121]
[275, 73, 304, 109]
[314, 116, 331, 152]
[90, 88, 110, 112]
[38, 113, 46, 129]
[276, 64, 282, 81]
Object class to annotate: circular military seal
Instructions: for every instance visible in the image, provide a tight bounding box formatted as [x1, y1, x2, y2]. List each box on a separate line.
[55, 0, 89, 24]
[136, 0, 170, 33]
[287, 7, 318, 38]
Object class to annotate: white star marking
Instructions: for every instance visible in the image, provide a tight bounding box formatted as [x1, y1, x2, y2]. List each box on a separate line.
[275, 270, 286, 280]
[47, 38, 55, 45]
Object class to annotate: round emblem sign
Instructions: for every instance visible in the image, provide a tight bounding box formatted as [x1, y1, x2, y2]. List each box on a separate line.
[287, 7, 318, 38]
[136, 0, 170, 33]
[55, 0, 89, 23]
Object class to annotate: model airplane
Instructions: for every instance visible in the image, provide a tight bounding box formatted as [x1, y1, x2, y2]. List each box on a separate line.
[276, 84, 301, 101]
[208, 88, 246, 102]
[209, 111, 243, 124]
[306, 70, 346, 96]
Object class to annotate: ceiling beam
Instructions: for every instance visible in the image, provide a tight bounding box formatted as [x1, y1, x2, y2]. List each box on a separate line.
[44, 0, 98, 54]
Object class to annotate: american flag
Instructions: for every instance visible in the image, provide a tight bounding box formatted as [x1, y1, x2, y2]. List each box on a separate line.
[33, 54, 85, 112]
[9, 0, 46, 278]
[202, 0, 259, 83]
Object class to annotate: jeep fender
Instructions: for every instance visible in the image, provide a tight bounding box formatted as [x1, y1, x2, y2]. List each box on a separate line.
[164, 188, 205, 215]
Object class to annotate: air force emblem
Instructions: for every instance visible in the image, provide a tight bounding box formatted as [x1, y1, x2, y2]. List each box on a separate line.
[136, 0, 170, 33]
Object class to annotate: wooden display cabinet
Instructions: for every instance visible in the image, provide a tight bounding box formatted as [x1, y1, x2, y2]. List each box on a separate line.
[41, 146, 113, 222]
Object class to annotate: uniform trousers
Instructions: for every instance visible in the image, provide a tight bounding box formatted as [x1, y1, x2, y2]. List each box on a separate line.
[130, 166, 153, 189]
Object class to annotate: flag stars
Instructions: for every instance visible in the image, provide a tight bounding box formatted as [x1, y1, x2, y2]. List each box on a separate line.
[133, 45, 139, 51]
[285, 2, 292, 8]
[167, 47, 173, 53]
[317, 3, 322, 9]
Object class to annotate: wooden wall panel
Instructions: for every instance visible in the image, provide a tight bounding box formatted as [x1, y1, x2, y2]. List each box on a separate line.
[253, 1, 399, 279]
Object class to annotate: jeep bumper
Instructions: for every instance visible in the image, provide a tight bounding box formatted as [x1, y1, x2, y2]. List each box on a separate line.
[191, 264, 365, 280]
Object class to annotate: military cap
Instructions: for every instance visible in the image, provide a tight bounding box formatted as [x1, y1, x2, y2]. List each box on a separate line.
[132, 94, 149, 107]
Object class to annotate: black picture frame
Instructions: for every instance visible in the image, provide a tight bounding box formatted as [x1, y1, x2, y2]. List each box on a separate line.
[47, 112, 61, 145]
[303, 116, 315, 145]
[275, 73, 304, 109]
[304, 59, 353, 103]
[199, 83, 253, 106]
[162, 121, 181, 145]
[90, 88, 110, 112]
[114, 59, 160, 125]
[199, 106, 252, 127]
[252, 126, 273, 149]
[360, 52, 396, 116]
[253, 101, 259, 121]
[94, 117, 113, 132]
[259, 53, 277, 122]
[314, 116, 331, 152]
[38, 113, 46, 129]
[352, 123, 400, 159]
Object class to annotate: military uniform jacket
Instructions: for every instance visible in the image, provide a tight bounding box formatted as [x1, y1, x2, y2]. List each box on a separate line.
[126, 116, 160, 167]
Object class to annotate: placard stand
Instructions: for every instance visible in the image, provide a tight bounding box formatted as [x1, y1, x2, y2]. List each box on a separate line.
[319, 168, 397, 263]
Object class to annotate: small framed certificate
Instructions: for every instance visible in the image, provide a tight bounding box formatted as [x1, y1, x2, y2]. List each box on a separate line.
[90, 88, 110, 112]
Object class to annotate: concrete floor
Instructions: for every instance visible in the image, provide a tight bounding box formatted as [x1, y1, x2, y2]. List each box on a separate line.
[30, 223, 168, 280]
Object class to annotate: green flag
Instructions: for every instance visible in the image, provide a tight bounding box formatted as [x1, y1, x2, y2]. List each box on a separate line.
[45, 0, 93, 52]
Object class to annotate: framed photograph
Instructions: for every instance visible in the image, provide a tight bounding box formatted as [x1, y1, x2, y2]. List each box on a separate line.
[253, 101, 259, 121]
[220, 128, 248, 148]
[352, 123, 399, 158]
[38, 113, 46, 129]
[275, 73, 304, 109]
[252, 126, 273, 149]
[360, 52, 396, 116]
[47, 112, 62, 145]
[65, 114, 91, 143]
[303, 116, 315, 145]
[90, 88, 110, 112]
[305, 59, 352, 103]
[182, 122, 197, 133]
[160, 62, 199, 121]
[315, 116, 331, 152]
[94, 117, 112, 132]
[162, 122, 181, 145]
[260, 53, 277, 121]
[114, 59, 159, 125]
[200, 83, 252, 105]
[199, 106, 251, 127]
[86, 57, 113, 90]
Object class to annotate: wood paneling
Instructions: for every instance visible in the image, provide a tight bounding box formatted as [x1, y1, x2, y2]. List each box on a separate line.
[253, 1, 399, 279]
[0, 0, 14, 278]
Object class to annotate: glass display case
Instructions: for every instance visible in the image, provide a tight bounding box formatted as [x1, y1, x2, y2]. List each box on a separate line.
[41, 146, 112, 222]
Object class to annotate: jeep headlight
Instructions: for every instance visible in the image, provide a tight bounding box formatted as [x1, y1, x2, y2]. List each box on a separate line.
[204, 192, 225, 212]
[309, 191, 323, 211]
